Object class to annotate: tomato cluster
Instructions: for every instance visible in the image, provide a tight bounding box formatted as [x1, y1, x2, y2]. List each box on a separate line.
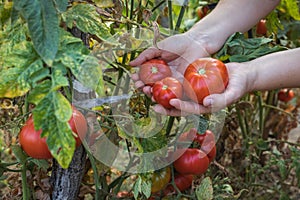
[138, 58, 229, 108]
[19, 107, 88, 159]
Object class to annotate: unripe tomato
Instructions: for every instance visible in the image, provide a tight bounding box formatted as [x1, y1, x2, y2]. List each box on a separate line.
[152, 77, 183, 109]
[19, 107, 88, 159]
[151, 167, 171, 193]
[139, 59, 172, 86]
[256, 19, 267, 36]
[183, 58, 229, 104]
[173, 148, 210, 175]
[278, 89, 295, 103]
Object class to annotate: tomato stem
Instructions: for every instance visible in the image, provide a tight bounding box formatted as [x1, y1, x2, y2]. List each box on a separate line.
[151, 66, 158, 73]
[162, 85, 168, 90]
[198, 68, 206, 75]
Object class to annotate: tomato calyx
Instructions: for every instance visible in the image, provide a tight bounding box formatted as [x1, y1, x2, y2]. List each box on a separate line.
[151, 66, 158, 73]
[198, 68, 206, 75]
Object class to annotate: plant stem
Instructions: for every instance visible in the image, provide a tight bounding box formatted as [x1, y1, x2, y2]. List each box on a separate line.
[175, 0, 188, 31]
[21, 163, 30, 200]
[151, 0, 165, 12]
[166, 116, 175, 136]
[167, 0, 173, 30]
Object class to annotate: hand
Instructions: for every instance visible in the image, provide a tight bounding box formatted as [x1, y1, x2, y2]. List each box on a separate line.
[130, 32, 211, 96]
[152, 62, 253, 116]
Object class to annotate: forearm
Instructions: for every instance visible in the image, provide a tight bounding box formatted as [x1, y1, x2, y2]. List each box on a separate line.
[249, 48, 300, 91]
[186, 0, 280, 54]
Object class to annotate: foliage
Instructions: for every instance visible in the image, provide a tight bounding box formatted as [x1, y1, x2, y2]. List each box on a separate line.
[0, 0, 300, 199]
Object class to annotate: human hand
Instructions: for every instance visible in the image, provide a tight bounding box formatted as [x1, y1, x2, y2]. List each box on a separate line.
[130, 32, 211, 96]
[151, 62, 254, 116]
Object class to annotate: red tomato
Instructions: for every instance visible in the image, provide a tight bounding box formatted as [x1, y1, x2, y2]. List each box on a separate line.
[173, 148, 210, 175]
[151, 167, 171, 193]
[183, 58, 229, 104]
[19, 107, 88, 159]
[139, 59, 172, 86]
[162, 173, 194, 197]
[195, 130, 216, 162]
[256, 19, 267, 36]
[68, 107, 88, 147]
[152, 77, 183, 109]
[19, 116, 52, 159]
[278, 89, 295, 103]
[196, 6, 209, 19]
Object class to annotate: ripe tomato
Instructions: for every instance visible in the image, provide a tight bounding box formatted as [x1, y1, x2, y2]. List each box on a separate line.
[196, 6, 209, 19]
[183, 58, 229, 104]
[19, 107, 88, 159]
[256, 19, 267, 36]
[151, 167, 171, 193]
[173, 148, 210, 175]
[68, 107, 88, 147]
[195, 130, 216, 162]
[152, 77, 183, 109]
[139, 59, 172, 86]
[19, 116, 52, 159]
[278, 89, 295, 103]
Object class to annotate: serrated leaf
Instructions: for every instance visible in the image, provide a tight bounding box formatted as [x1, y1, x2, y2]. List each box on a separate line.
[13, 0, 59, 66]
[215, 32, 287, 62]
[133, 176, 142, 199]
[64, 4, 111, 41]
[11, 145, 28, 164]
[282, 0, 300, 20]
[196, 177, 213, 200]
[53, 0, 68, 12]
[32, 91, 75, 168]
[28, 80, 51, 105]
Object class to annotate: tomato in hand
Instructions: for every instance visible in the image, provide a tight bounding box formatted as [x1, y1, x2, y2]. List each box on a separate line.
[19, 107, 88, 159]
[278, 89, 295, 103]
[19, 116, 52, 159]
[152, 77, 183, 109]
[138, 59, 172, 86]
[256, 19, 267, 36]
[151, 167, 171, 193]
[173, 148, 210, 175]
[183, 58, 229, 104]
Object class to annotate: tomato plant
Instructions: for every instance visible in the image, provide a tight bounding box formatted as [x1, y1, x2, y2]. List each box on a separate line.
[256, 19, 267, 36]
[278, 89, 295, 103]
[152, 77, 183, 108]
[173, 148, 210, 175]
[138, 59, 172, 86]
[19, 116, 53, 159]
[165, 173, 194, 194]
[151, 167, 171, 193]
[183, 58, 229, 104]
[19, 107, 87, 159]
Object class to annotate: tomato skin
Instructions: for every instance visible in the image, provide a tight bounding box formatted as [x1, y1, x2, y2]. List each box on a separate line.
[196, 130, 216, 162]
[68, 107, 88, 147]
[19, 116, 52, 159]
[152, 77, 183, 109]
[151, 167, 171, 193]
[278, 89, 295, 103]
[173, 148, 210, 175]
[183, 58, 229, 104]
[196, 6, 209, 19]
[19, 107, 88, 159]
[139, 59, 172, 86]
[256, 19, 267, 36]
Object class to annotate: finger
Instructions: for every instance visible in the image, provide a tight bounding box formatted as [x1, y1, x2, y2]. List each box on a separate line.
[131, 73, 139, 81]
[152, 104, 189, 117]
[129, 47, 161, 66]
[134, 80, 145, 89]
[169, 99, 213, 114]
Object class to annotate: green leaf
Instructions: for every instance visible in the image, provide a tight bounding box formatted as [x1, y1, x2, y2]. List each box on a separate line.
[196, 177, 213, 200]
[32, 91, 74, 168]
[28, 80, 52, 105]
[30, 159, 50, 170]
[133, 176, 142, 199]
[281, 0, 300, 20]
[53, 0, 68, 12]
[13, 0, 59, 66]
[0, 1, 13, 28]
[11, 145, 28, 165]
[278, 159, 287, 179]
[141, 178, 152, 199]
[215, 32, 287, 62]
[0, 42, 45, 98]
[63, 4, 111, 41]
